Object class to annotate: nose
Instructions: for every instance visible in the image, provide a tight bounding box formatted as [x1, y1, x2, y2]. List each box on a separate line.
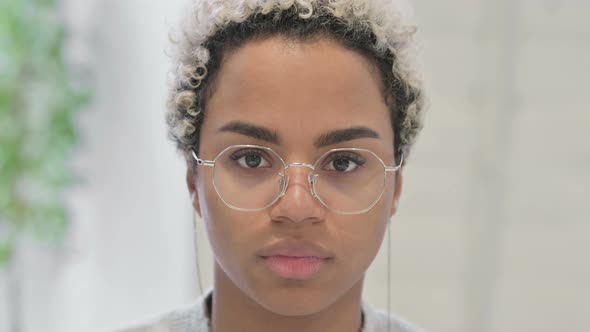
[269, 165, 324, 224]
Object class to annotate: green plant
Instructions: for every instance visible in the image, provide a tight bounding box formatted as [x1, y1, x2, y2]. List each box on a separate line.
[0, 0, 90, 267]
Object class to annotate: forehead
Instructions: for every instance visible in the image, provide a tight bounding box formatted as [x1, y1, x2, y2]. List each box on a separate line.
[202, 36, 394, 152]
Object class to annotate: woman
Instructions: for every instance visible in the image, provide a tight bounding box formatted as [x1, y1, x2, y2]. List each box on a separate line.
[120, 0, 425, 331]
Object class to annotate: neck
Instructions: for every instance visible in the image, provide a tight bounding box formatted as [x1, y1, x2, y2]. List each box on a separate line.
[209, 263, 364, 332]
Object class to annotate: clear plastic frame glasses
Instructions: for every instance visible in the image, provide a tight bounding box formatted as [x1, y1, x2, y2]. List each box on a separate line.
[191, 145, 403, 215]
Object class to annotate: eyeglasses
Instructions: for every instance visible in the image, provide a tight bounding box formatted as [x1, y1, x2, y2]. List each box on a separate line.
[191, 145, 403, 214]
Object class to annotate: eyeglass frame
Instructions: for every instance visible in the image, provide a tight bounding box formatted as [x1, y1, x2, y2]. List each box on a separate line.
[191, 144, 404, 215]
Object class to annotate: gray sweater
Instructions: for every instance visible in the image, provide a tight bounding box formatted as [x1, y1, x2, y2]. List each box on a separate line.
[114, 291, 422, 332]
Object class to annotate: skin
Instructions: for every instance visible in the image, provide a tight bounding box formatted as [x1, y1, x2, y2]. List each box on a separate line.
[186, 36, 404, 332]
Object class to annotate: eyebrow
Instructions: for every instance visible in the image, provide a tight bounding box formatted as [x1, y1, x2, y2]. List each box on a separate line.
[217, 121, 380, 147]
[315, 126, 380, 147]
[218, 121, 280, 145]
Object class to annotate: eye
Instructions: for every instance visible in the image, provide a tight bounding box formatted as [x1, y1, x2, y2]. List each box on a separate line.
[230, 149, 271, 169]
[323, 152, 366, 173]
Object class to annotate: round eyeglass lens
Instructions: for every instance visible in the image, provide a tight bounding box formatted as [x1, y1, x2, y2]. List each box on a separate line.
[313, 149, 387, 213]
[212, 145, 285, 210]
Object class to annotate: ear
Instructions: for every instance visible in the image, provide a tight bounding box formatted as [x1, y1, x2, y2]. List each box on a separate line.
[389, 168, 404, 217]
[186, 166, 202, 218]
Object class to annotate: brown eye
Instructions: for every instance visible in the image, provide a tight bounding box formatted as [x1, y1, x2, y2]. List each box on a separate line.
[244, 154, 262, 168]
[323, 152, 366, 173]
[230, 149, 271, 169]
[332, 158, 351, 172]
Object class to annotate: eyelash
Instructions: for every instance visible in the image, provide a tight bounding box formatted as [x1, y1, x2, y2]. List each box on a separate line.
[228, 149, 366, 169]
[322, 152, 366, 168]
[229, 148, 271, 162]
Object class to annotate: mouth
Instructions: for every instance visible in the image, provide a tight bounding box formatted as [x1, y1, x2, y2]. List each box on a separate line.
[257, 239, 334, 280]
[261, 255, 331, 280]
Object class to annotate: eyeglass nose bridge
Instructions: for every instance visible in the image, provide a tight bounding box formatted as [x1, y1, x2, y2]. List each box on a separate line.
[278, 162, 319, 199]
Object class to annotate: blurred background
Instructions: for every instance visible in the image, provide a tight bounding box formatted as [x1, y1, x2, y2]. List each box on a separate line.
[0, 0, 588, 331]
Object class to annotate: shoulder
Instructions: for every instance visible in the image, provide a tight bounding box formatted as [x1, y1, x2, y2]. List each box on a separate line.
[362, 301, 425, 332]
[108, 295, 210, 332]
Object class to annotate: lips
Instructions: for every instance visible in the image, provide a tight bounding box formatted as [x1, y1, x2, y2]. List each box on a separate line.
[257, 240, 334, 280]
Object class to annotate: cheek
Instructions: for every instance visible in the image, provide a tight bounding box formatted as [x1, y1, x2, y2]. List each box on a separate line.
[199, 179, 235, 247]
[334, 206, 390, 273]
[381, 180, 397, 215]
[197, 178, 260, 272]
[336, 179, 398, 269]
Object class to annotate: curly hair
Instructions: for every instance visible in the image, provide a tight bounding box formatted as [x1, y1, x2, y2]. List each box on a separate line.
[167, 0, 426, 165]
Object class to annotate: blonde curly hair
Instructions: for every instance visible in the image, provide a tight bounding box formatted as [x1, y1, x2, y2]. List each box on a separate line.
[167, 0, 425, 164]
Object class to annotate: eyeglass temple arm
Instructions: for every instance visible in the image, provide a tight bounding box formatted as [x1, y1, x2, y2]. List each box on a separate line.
[384, 153, 404, 172]
[191, 150, 215, 167]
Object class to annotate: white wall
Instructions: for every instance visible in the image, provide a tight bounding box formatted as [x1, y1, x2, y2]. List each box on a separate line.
[2, 1, 197, 331]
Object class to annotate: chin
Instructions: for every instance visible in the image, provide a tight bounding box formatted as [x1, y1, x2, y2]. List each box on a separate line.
[253, 286, 336, 317]
[250, 271, 364, 317]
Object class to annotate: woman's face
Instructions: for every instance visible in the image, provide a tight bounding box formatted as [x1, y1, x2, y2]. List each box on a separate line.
[187, 36, 403, 316]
